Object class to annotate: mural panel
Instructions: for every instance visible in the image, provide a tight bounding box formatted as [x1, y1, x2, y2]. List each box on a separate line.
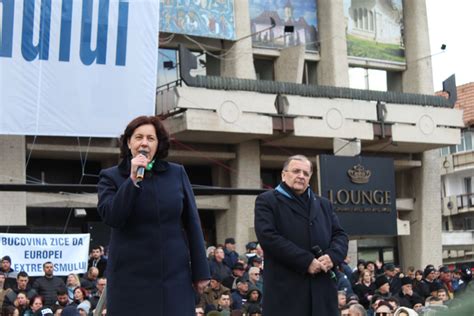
[160, 0, 235, 40]
[249, 0, 318, 51]
[344, 0, 405, 63]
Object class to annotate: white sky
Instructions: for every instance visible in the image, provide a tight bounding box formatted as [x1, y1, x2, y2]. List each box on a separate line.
[427, 0, 474, 91]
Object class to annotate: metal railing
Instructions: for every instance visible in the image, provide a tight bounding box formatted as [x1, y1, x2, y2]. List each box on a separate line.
[457, 193, 474, 210]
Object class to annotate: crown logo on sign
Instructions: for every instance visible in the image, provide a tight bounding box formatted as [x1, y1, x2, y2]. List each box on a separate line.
[347, 164, 371, 184]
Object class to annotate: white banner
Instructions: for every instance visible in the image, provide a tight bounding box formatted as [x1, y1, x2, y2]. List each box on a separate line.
[0, 233, 90, 276]
[0, 0, 159, 137]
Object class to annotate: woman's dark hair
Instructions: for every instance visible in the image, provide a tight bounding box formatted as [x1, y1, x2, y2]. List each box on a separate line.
[29, 295, 44, 307]
[119, 115, 170, 159]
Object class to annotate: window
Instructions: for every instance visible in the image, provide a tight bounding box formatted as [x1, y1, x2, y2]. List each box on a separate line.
[349, 67, 387, 91]
[254, 58, 274, 81]
[303, 61, 317, 85]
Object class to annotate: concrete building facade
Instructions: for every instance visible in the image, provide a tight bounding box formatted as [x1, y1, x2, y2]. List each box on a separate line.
[0, 0, 465, 269]
[440, 82, 474, 268]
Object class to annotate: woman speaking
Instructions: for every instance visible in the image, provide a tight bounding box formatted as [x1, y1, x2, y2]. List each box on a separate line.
[97, 115, 210, 315]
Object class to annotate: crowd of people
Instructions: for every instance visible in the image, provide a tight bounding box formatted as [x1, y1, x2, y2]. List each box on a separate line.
[0, 245, 107, 316]
[199, 238, 474, 316]
[2, 239, 474, 316]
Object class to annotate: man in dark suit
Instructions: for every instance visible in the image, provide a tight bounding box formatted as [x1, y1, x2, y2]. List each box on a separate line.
[254, 155, 348, 316]
[87, 245, 107, 278]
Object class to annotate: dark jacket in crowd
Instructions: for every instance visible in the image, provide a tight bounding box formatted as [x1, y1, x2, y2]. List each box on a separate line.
[398, 290, 423, 308]
[209, 259, 232, 282]
[32, 276, 65, 307]
[254, 184, 348, 316]
[2, 284, 37, 308]
[87, 257, 107, 278]
[223, 249, 239, 270]
[97, 159, 210, 316]
[353, 282, 376, 309]
[388, 275, 402, 296]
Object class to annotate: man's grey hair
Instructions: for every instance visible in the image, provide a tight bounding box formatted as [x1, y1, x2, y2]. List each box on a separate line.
[349, 303, 367, 316]
[283, 155, 313, 172]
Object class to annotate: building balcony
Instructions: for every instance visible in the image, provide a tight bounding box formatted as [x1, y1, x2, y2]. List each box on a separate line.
[441, 150, 474, 175]
[442, 193, 474, 216]
[157, 85, 464, 153]
[442, 230, 474, 246]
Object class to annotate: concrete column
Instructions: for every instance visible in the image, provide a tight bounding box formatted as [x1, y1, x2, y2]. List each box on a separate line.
[316, 0, 349, 87]
[220, 0, 256, 79]
[398, 0, 442, 269]
[274, 45, 306, 83]
[402, 0, 434, 94]
[215, 141, 260, 253]
[399, 152, 442, 269]
[0, 136, 27, 225]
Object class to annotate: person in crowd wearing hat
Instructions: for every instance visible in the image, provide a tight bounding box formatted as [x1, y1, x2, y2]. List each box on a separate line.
[241, 287, 262, 316]
[230, 277, 249, 311]
[76, 300, 90, 316]
[87, 245, 107, 279]
[1, 256, 18, 290]
[247, 267, 263, 294]
[398, 276, 422, 309]
[222, 263, 246, 291]
[374, 275, 392, 299]
[254, 155, 348, 316]
[353, 269, 376, 309]
[438, 266, 454, 299]
[336, 269, 354, 295]
[223, 238, 239, 270]
[455, 265, 472, 295]
[209, 248, 232, 282]
[3, 271, 38, 308]
[346, 293, 360, 305]
[32, 262, 66, 308]
[245, 242, 258, 266]
[198, 274, 231, 310]
[384, 263, 402, 296]
[34, 307, 54, 316]
[414, 265, 438, 299]
[411, 296, 424, 314]
[393, 306, 418, 316]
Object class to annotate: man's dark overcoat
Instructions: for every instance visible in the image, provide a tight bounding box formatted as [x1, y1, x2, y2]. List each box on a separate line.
[97, 159, 210, 316]
[254, 186, 348, 316]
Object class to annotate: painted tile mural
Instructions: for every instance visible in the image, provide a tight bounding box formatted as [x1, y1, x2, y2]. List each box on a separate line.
[344, 0, 405, 63]
[249, 0, 318, 51]
[160, 0, 236, 40]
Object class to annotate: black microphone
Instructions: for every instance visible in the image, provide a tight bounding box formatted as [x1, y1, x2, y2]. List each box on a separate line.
[136, 150, 148, 182]
[311, 245, 337, 280]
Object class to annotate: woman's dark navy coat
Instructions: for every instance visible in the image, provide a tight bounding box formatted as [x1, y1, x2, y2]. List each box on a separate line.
[254, 186, 348, 316]
[97, 159, 210, 316]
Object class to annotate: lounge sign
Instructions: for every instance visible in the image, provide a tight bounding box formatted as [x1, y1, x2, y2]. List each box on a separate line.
[317, 155, 397, 236]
